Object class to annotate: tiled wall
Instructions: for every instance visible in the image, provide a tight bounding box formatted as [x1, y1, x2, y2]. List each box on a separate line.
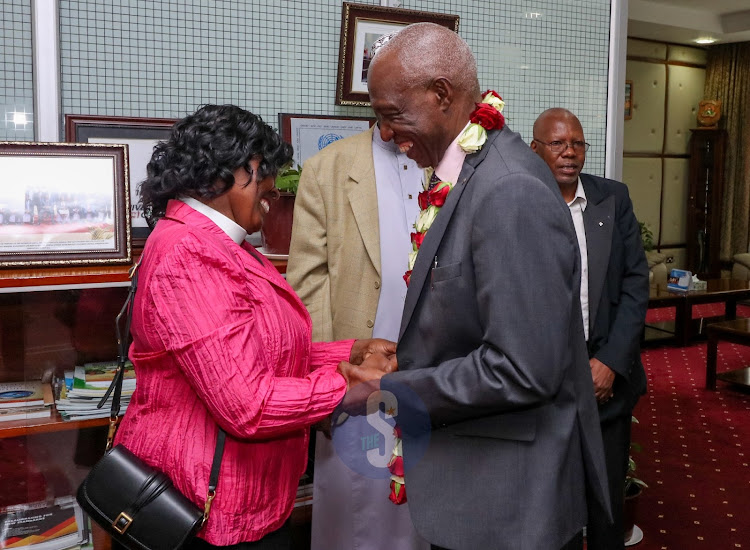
[2, 0, 613, 175]
[623, 38, 707, 268]
[0, 0, 33, 141]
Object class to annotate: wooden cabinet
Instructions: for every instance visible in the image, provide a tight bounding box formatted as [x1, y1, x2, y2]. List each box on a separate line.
[0, 264, 135, 549]
[0, 253, 290, 548]
[686, 128, 727, 279]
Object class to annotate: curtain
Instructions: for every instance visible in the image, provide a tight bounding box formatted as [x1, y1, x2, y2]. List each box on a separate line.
[704, 43, 750, 260]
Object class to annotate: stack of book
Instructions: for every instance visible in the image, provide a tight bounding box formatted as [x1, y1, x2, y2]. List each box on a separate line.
[0, 380, 53, 423]
[0, 496, 92, 550]
[294, 480, 314, 509]
[55, 361, 135, 421]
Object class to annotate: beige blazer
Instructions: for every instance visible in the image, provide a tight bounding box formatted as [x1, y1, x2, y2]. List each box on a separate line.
[287, 127, 381, 342]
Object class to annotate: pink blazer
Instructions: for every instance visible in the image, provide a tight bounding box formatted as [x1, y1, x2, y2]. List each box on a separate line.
[115, 200, 351, 545]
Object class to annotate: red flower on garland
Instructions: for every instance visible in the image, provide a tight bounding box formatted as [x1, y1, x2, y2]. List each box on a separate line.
[388, 454, 404, 477]
[389, 479, 407, 505]
[470, 102, 504, 130]
[427, 183, 451, 208]
[388, 425, 407, 504]
[410, 232, 425, 248]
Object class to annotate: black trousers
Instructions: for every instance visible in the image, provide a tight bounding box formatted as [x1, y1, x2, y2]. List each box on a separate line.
[187, 523, 290, 550]
[430, 531, 584, 550]
[586, 414, 631, 550]
[186, 524, 291, 550]
[112, 523, 290, 550]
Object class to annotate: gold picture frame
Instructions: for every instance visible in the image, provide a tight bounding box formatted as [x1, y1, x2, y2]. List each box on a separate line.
[0, 142, 130, 268]
[336, 2, 459, 106]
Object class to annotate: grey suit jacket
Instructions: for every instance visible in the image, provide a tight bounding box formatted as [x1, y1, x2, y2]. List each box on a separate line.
[580, 173, 649, 423]
[381, 127, 610, 550]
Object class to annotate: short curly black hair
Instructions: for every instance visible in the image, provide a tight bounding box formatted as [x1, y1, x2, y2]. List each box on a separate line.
[140, 104, 293, 221]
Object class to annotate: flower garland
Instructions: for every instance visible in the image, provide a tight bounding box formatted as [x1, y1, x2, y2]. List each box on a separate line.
[403, 90, 505, 287]
[387, 425, 406, 504]
[389, 91, 505, 506]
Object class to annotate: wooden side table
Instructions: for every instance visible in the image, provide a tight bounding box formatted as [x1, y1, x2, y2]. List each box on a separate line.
[705, 318, 750, 390]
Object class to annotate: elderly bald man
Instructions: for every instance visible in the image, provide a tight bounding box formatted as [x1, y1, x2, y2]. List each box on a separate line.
[368, 22, 611, 550]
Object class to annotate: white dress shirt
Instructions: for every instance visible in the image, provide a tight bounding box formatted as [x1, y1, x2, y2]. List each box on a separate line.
[566, 178, 590, 341]
[371, 128, 424, 340]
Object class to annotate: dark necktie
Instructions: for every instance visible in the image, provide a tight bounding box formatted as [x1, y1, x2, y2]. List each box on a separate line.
[427, 170, 441, 191]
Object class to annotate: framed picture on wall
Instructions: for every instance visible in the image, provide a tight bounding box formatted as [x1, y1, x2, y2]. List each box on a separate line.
[279, 113, 375, 168]
[624, 80, 633, 120]
[0, 142, 130, 267]
[336, 2, 459, 106]
[65, 115, 177, 250]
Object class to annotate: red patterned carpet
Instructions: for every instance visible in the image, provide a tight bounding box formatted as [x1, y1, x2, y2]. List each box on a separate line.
[632, 339, 750, 549]
[2, 312, 750, 549]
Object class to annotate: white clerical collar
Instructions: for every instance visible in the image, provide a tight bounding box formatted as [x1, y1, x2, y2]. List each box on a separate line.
[433, 122, 471, 184]
[566, 177, 587, 211]
[179, 196, 247, 244]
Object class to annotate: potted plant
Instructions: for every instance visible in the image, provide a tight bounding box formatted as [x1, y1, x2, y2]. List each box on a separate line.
[261, 164, 300, 255]
[624, 416, 648, 546]
[639, 221, 654, 252]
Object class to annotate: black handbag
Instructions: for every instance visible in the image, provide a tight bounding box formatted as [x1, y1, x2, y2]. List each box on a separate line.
[76, 263, 227, 550]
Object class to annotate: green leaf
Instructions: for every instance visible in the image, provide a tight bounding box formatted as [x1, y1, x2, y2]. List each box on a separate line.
[638, 221, 654, 251]
[626, 415, 647, 493]
[275, 164, 302, 194]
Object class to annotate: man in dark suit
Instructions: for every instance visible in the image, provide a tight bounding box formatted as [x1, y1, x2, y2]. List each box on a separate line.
[367, 23, 610, 550]
[532, 108, 650, 549]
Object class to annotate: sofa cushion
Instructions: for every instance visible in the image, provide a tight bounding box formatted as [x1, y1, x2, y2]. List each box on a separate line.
[732, 253, 750, 280]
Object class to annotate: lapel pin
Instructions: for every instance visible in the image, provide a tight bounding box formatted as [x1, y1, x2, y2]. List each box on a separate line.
[599, 221, 604, 226]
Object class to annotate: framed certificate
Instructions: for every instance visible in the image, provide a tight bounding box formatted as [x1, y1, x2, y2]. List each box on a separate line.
[65, 115, 177, 250]
[278, 113, 375, 168]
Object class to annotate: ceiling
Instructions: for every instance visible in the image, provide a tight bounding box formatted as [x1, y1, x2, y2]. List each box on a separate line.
[628, 0, 750, 46]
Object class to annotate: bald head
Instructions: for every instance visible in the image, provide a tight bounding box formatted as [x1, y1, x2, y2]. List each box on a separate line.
[366, 22, 482, 169]
[533, 108, 582, 138]
[368, 22, 480, 99]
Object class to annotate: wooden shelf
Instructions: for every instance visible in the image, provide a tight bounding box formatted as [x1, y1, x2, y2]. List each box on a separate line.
[0, 263, 135, 289]
[0, 245, 289, 550]
[0, 250, 286, 290]
[0, 408, 110, 438]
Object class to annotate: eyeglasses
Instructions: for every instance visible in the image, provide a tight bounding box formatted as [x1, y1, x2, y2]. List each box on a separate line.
[533, 139, 590, 154]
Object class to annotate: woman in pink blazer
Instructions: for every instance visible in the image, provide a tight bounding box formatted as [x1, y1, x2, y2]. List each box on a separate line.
[115, 105, 395, 550]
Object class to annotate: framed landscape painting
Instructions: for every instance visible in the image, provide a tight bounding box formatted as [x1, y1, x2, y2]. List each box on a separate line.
[0, 142, 130, 267]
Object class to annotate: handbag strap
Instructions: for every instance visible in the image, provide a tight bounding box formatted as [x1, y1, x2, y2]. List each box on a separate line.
[98, 258, 227, 524]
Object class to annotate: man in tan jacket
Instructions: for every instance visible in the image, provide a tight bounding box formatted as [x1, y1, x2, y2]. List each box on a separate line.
[287, 124, 427, 550]
[288, 126, 382, 342]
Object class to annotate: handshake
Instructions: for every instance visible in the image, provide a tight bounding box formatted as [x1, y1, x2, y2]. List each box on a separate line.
[325, 338, 398, 427]
[338, 337, 398, 389]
